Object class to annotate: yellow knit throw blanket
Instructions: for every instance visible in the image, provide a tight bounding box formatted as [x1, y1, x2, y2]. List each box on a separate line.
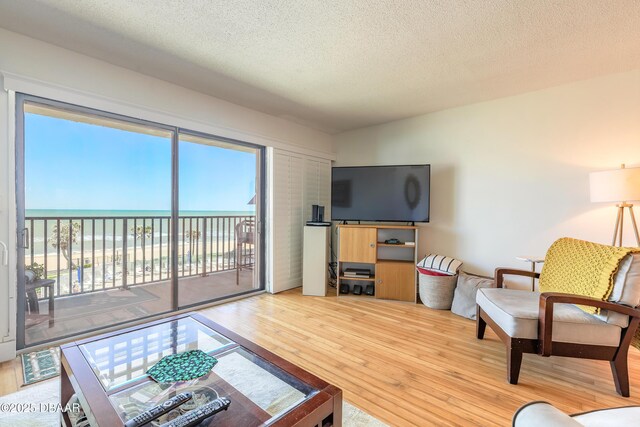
[539, 237, 640, 348]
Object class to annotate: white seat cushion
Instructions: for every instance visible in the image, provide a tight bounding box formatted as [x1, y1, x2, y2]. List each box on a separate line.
[476, 288, 622, 346]
[593, 309, 629, 328]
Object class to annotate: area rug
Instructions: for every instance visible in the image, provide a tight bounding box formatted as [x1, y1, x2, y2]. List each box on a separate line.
[21, 347, 60, 385]
[344, 401, 388, 426]
[0, 378, 58, 427]
[0, 378, 388, 426]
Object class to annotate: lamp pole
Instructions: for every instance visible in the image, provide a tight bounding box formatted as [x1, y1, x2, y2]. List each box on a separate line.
[590, 163, 640, 247]
[613, 202, 640, 247]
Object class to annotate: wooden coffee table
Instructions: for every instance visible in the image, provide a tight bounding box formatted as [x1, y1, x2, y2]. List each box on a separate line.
[60, 312, 342, 426]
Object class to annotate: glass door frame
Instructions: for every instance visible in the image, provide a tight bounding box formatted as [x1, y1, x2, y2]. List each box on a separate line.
[176, 128, 265, 311]
[15, 94, 266, 349]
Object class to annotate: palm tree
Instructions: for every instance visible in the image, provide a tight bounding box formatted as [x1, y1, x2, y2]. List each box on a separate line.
[48, 222, 81, 269]
[130, 225, 153, 277]
[186, 229, 201, 264]
[131, 225, 153, 240]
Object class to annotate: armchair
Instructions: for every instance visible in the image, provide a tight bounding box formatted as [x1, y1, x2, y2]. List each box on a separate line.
[476, 251, 640, 396]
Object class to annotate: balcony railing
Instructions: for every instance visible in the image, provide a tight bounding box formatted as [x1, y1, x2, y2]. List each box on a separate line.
[24, 214, 255, 298]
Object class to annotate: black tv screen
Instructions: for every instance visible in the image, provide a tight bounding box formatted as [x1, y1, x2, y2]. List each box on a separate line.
[331, 165, 430, 222]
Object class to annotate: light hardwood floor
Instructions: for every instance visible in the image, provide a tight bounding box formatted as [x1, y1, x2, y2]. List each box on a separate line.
[0, 356, 22, 398]
[199, 289, 640, 426]
[2, 288, 640, 425]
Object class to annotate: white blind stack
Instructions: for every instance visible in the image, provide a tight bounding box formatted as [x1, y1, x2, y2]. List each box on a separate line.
[270, 149, 331, 293]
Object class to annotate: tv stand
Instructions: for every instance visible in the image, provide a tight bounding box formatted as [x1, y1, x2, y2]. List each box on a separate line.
[336, 224, 418, 302]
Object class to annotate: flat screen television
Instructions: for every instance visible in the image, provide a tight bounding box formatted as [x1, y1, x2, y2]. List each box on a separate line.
[331, 165, 430, 222]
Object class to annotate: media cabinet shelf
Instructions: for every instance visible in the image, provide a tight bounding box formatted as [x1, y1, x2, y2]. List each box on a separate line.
[377, 243, 416, 248]
[338, 276, 375, 282]
[337, 224, 418, 303]
[338, 294, 374, 299]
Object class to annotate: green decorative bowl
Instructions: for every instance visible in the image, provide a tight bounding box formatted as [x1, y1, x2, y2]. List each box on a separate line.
[147, 350, 218, 383]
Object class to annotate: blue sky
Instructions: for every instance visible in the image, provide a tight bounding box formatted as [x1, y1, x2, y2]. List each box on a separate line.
[25, 113, 256, 212]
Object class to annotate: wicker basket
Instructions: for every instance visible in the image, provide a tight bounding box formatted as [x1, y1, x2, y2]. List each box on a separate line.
[418, 273, 458, 309]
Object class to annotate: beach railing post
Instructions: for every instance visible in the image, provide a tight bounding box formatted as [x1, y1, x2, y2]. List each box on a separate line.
[122, 218, 128, 290]
[201, 218, 207, 277]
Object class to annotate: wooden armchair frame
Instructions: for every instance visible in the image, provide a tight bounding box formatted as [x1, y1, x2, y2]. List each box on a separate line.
[476, 268, 640, 397]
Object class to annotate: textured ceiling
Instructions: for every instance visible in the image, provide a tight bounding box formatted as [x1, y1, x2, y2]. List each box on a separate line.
[0, 0, 639, 133]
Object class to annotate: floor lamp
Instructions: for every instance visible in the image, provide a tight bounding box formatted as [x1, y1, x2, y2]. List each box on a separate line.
[590, 164, 640, 247]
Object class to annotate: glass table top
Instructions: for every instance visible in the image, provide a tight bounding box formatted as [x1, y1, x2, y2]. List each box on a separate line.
[80, 316, 233, 391]
[109, 346, 318, 426]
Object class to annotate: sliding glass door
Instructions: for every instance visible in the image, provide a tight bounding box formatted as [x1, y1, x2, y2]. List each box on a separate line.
[16, 95, 264, 348]
[177, 132, 262, 308]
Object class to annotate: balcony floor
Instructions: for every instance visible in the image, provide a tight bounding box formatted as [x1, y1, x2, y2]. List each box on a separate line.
[25, 269, 257, 346]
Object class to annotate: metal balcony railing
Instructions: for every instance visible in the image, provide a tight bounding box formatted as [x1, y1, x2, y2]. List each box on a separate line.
[24, 214, 255, 298]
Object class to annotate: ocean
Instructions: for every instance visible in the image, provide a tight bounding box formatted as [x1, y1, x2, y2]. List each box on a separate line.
[24, 209, 255, 257]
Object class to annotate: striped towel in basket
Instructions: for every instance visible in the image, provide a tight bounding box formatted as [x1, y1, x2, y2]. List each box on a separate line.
[417, 254, 462, 276]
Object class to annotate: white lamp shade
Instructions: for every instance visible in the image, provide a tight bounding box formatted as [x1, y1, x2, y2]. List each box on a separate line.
[590, 167, 640, 203]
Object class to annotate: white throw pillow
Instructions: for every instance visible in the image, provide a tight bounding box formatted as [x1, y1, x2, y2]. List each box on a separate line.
[451, 272, 495, 320]
[609, 253, 640, 308]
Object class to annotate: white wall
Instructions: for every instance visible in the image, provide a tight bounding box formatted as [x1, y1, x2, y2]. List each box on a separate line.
[334, 69, 640, 279]
[0, 28, 334, 155]
[0, 28, 334, 359]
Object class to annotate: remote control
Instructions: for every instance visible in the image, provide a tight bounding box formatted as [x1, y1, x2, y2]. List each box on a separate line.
[159, 396, 231, 427]
[124, 392, 193, 427]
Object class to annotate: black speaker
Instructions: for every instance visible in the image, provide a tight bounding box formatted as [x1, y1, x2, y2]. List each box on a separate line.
[365, 284, 375, 296]
[312, 205, 325, 222]
[352, 284, 363, 295]
[339, 283, 350, 294]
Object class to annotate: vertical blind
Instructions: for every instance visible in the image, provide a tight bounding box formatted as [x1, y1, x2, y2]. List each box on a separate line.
[271, 149, 331, 293]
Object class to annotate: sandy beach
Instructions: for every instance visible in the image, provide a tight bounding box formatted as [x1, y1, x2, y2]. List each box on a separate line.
[27, 240, 237, 270]
[24, 239, 253, 296]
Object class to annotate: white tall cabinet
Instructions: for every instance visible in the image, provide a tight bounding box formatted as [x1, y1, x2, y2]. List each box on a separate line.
[303, 226, 330, 296]
[268, 148, 331, 294]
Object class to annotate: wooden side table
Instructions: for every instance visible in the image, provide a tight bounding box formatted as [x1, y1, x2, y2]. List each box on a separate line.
[515, 256, 544, 291]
